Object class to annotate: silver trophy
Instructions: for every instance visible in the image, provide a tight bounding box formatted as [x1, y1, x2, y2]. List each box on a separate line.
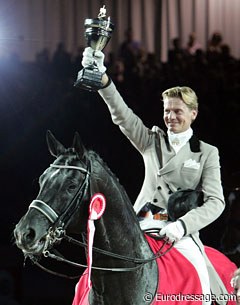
[74, 6, 114, 91]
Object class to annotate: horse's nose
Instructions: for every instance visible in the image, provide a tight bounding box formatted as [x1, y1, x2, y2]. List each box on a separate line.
[14, 226, 37, 247]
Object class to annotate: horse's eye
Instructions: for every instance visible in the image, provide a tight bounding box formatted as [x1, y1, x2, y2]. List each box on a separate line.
[68, 184, 78, 192]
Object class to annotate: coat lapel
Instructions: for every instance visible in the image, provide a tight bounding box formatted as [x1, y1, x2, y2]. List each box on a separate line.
[159, 134, 201, 175]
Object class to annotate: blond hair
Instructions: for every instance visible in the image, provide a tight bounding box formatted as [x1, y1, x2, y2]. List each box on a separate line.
[162, 86, 198, 111]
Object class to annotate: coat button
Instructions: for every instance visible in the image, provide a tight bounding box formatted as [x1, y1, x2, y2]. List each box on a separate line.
[153, 198, 158, 203]
[157, 186, 161, 190]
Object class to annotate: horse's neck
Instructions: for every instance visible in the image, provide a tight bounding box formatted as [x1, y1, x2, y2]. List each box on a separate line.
[88, 161, 159, 305]
[92, 165, 151, 258]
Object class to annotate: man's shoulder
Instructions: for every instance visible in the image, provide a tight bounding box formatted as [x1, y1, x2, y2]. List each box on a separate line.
[199, 139, 219, 153]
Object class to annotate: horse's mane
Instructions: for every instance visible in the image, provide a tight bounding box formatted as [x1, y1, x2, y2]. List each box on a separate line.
[60, 147, 139, 225]
[85, 149, 142, 230]
[60, 147, 132, 207]
[87, 149, 132, 203]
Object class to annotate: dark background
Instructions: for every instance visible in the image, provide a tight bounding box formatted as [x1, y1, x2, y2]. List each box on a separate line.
[1, 36, 240, 304]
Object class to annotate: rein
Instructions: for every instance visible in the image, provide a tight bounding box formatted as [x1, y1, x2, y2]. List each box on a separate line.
[63, 233, 174, 264]
[29, 231, 173, 279]
[28, 162, 174, 277]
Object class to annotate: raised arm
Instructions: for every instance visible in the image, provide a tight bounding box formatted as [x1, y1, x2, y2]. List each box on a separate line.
[78, 47, 153, 153]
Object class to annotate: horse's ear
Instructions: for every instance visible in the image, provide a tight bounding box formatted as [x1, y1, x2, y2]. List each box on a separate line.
[72, 132, 86, 158]
[46, 130, 66, 157]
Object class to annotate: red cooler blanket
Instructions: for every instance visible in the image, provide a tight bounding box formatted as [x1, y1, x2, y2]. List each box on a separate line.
[145, 235, 237, 305]
[72, 236, 237, 305]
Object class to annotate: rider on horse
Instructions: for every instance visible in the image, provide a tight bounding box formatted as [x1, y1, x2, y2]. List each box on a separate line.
[78, 47, 234, 305]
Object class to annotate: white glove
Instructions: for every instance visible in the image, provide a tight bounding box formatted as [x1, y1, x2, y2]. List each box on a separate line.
[160, 221, 185, 243]
[81, 47, 106, 73]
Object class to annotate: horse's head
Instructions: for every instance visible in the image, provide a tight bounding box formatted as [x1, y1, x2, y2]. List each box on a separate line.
[13, 132, 161, 304]
[14, 131, 91, 258]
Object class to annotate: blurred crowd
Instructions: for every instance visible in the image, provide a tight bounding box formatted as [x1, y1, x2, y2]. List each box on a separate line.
[0, 28, 239, 305]
[1, 28, 240, 228]
[1, 31, 240, 173]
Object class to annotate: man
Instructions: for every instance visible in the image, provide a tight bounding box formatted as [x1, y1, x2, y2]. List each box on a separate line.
[232, 269, 240, 304]
[79, 47, 229, 305]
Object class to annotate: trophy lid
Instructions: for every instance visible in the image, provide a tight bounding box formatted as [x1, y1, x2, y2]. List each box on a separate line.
[84, 18, 114, 33]
[84, 6, 114, 51]
[84, 5, 114, 33]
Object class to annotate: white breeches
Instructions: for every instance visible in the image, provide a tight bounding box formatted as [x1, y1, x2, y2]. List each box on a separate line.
[140, 219, 211, 305]
[174, 236, 211, 305]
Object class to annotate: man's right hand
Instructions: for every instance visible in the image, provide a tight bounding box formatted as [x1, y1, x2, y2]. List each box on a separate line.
[81, 47, 106, 73]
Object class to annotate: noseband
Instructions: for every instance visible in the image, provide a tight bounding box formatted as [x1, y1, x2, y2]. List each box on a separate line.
[27, 161, 173, 277]
[28, 162, 90, 252]
[29, 199, 59, 223]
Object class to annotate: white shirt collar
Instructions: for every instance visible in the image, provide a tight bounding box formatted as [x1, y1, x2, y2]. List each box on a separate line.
[167, 128, 193, 153]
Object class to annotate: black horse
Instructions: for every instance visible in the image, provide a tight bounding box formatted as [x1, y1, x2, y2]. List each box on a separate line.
[14, 131, 158, 305]
[14, 131, 236, 305]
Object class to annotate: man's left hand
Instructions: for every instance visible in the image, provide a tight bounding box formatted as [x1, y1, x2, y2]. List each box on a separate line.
[160, 221, 185, 243]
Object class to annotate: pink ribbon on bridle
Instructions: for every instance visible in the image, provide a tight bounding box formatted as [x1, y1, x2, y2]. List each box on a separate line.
[87, 193, 106, 288]
[72, 193, 106, 305]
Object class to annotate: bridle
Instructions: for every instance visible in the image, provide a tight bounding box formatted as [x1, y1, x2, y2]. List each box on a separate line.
[29, 163, 90, 229]
[28, 162, 90, 262]
[28, 160, 173, 278]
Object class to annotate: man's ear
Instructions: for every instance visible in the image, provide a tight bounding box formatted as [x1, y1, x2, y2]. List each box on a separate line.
[191, 110, 198, 122]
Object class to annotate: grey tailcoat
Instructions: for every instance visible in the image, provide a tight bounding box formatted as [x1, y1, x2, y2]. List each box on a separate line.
[99, 81, 231, 303]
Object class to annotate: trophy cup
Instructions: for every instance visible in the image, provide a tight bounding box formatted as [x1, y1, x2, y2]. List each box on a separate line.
[74, 6, 114, 91]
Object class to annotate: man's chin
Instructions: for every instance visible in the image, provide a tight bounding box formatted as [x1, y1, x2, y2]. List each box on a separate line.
[168, 126, 179, 133]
